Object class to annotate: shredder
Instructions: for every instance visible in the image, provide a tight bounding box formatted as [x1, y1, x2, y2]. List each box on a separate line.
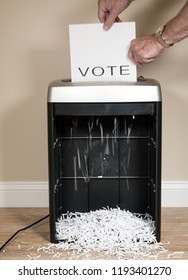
[47, 77, 162, 243]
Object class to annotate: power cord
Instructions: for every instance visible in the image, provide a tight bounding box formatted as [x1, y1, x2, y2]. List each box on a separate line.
[0, 214, 49, 252]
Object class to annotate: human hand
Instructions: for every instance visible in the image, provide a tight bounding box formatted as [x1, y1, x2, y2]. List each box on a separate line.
[128, 35, 165, 66]
[98, 0, 134, 30]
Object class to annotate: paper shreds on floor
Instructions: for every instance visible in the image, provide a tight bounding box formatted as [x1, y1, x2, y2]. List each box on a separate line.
[40, 208, 166, 259]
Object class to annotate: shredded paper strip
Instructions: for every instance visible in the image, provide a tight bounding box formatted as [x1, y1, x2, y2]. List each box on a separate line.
[39, 208, 166, 259]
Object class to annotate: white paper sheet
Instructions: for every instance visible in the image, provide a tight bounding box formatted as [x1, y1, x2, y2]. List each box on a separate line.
[69, 22, 137, 83]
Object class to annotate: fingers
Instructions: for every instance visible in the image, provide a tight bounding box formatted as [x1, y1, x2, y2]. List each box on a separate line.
[128, 36, 164, 66]
[128, 48, 155, 66]
[98, 8, 107, 24]
[103, 10, 121, 30]
[128, 47, 155, 66]
[98, 1, 122, 30]
[98, 0, 129, 30]
[128, 46, 142, 66]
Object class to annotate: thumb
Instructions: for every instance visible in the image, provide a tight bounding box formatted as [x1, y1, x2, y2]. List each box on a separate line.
[103, 10, 119, 30]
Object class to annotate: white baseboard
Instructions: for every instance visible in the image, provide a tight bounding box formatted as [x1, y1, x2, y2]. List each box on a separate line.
[0, 183, 48, 208]
[0, 181, 188, 208]
[162, 181, 188, 207]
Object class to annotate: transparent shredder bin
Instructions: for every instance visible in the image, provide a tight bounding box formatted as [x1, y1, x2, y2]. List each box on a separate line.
[47, 78, 162, 243]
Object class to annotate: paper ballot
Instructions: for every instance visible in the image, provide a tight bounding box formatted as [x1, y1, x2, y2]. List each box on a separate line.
[69, 22, 137, 83]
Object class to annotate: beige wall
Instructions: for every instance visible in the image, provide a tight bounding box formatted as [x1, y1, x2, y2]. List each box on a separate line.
[0, 0, 187, 182]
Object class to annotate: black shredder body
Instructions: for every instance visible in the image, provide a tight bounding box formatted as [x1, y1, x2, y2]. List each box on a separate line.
[47, 78, 162, 243]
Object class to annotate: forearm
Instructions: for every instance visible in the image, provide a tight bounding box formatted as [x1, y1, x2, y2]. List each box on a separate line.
[162, 1, 188, 45]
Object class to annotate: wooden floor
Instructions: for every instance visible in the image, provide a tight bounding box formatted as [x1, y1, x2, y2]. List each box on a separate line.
[0, 208, 188, 260]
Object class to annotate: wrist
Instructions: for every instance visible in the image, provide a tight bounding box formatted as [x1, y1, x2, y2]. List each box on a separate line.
[154, 25, 174, 48]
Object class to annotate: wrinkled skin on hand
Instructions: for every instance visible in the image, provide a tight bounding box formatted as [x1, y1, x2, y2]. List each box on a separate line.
[98, 0, 133, 30]
[128, 35, 165, 66]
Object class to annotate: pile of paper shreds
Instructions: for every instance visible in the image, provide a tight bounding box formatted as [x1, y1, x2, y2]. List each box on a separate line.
[38, 207, 167, 259]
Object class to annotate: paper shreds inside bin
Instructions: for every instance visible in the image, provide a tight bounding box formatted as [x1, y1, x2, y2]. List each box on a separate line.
[40, 208, 166, 259]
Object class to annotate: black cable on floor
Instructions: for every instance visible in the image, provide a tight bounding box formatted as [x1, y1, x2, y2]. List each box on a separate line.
[0, 214, 49, 252]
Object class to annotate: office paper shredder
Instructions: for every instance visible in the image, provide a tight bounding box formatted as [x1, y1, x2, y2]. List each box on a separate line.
[47, 78, 162, 243]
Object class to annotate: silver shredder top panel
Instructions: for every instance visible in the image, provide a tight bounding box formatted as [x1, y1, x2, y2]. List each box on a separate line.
[48, 78, 162, 103]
